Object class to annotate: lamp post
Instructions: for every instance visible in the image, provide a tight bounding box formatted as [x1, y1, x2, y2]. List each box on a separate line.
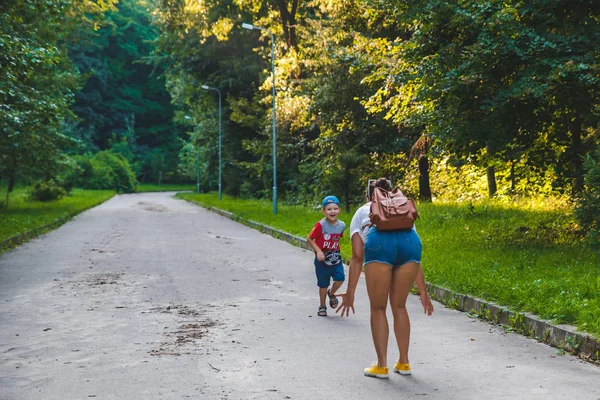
[185, 115, 200, 194]
[242, 22, 277, 214]
[201, 85, 222, 201]
[196, 151, 200, 194]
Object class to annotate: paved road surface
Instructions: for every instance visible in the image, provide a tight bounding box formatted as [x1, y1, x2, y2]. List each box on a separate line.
[1, 192, 598, 399]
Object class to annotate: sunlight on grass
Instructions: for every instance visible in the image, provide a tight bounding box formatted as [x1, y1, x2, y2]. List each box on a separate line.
[179, 192, 600, 338]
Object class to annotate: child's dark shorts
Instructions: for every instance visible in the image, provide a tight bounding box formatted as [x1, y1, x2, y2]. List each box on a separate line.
[314, 259, 345, 288]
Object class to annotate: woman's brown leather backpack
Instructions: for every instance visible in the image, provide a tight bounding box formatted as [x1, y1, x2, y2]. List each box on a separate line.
[369, 186, 419, 231]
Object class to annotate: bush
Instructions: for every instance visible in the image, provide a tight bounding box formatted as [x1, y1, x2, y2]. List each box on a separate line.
[29, 180, 67, 202]
[56, 158, 82, 194]
[74, 151, 138, 193]
[575, 145, 600, 246]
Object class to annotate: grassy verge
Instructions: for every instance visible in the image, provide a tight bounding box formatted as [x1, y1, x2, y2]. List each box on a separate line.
[136, 183, 195, 193]
[178, 192, 600, 338]
[0, 187, 115, 243]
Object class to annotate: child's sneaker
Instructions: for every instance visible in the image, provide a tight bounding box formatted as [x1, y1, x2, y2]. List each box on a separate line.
[364, 363, 389, 379]
[393, 362, 411, 375]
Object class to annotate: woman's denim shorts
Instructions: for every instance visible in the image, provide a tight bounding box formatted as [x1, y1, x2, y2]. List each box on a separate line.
[364, 227, 422, 267]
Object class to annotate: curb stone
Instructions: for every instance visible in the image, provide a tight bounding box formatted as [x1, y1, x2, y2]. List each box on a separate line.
[428, 285, 599, 365]
[203, 204, 600, 365]
[206, 206, 312, 252]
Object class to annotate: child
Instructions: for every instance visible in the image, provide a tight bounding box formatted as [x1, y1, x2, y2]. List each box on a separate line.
[307, 195, 346, 317]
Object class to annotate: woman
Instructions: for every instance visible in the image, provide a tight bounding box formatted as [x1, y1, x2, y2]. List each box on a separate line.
[336, 178, 434, 379]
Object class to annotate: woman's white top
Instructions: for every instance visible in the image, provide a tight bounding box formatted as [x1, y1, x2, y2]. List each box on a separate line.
[350, 203, 372, 243]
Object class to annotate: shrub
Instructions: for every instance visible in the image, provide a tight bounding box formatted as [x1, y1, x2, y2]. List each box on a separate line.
[74, 151, 138, 193]
[56, 158, 82, 194]
[29, 180, 67, 202]
[575, 145, 600, 246]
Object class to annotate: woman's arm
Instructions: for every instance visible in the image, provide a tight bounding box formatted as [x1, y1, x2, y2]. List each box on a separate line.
[415, 267, 427, 295]
[346, 233, 364, 296]
[335, 233, 364, 317]
[415, 266, 434, 316]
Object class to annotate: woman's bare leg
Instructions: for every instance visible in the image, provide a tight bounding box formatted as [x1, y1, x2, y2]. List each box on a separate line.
[389, 262, 420, 365]
[364, 262, 392, 367]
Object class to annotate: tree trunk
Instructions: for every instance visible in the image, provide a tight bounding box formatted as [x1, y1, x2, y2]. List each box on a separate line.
[569, 112, 584, 192]
[418, 155, 432, 201]
[7, 173, 15, 194]
[344, 189, 350, 213]
[5, 169, 16, 208]
[510, 161, 516, 193]
[277, 0, 298, 50]
[487, 166, 497, 197]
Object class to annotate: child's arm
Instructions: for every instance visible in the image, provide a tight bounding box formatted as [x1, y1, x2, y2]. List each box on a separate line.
[307, 236, 325, 261]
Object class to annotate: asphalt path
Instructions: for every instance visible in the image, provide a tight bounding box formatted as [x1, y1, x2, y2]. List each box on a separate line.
[0, 192, 598, 400]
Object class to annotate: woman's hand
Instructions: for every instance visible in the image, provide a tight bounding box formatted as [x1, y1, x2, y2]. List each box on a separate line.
[419, 292, 434, 316]
[335, 292, 356, 318]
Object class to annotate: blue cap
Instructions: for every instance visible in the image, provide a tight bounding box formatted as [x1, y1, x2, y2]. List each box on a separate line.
[322, 195, 340, 208]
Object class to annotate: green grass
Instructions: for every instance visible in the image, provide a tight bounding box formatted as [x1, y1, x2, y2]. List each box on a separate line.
[136, 183, 195, 193]
[0, 187, 114, 243]
[178, 192, 600, 338]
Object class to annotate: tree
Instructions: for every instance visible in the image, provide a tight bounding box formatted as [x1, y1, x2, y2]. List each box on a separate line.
[69, 0, 181, 182]
[362, 0, 600, 197]
[0, 0, 116, 206]
[575, 144, 600, 246]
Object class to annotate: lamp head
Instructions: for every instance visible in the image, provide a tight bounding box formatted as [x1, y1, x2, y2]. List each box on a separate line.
[201, 85, 209, 89]
[241, 23, 254, 30]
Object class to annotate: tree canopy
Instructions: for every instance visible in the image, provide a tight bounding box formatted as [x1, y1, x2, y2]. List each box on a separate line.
[1, 0, 599, 210]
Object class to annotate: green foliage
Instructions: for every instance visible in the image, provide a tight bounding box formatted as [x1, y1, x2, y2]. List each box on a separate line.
[5, 0, 599, 211]
[0, 0, 117, 200]
[150, 0, 599, 206]
[69, 0, 182, 182]
[575, 144, 600, 245]
[29, 180, 67, 202]
[362, 0, 600, 194]
[74, 151, 138, 193]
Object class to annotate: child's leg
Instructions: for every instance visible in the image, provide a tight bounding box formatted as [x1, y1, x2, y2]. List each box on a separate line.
[315, 260, 329, 307]
[329, 280, 343, 295]
[319, 287, 328, 306]
[329, 263, 346, 295]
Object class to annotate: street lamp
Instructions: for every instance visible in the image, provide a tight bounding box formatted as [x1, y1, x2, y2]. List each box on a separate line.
[201, 85, 222, 201]
[185, 115, 200, 194]
[242, 22, 277, 214]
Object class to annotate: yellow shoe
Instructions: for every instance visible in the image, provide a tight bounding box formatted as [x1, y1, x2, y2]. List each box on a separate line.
[393, 362, 411, 375]
[364, 363, 389, 379]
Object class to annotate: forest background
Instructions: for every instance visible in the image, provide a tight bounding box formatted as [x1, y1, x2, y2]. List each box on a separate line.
[1, 0, 600, 345]
[1, 0, 599, 207]
[2, 0, 599, 220]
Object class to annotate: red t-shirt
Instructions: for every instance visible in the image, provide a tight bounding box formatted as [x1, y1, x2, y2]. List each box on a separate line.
[309, 218, 346, 266]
